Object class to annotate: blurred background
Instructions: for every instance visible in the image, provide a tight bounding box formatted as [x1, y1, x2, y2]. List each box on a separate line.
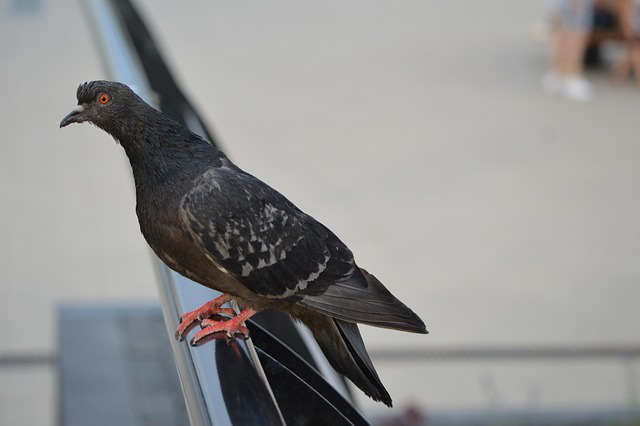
[1, 0, 640, 424]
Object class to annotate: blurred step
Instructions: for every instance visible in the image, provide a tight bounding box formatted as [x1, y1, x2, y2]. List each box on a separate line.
[59, 305, 188, 426]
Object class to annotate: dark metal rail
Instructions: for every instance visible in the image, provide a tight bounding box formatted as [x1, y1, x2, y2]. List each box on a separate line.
[369, 344, 640, 362]
[6, 343, 640, 369]
[0, 352, 57, 367]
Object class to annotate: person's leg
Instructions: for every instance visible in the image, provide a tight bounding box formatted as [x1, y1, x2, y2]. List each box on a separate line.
[554, 0, 595, 100]
[557, 27, 592, 75]
[629, 41, 640, 84]
[612, 44, 632, 83]
[542, 11, 568, 94]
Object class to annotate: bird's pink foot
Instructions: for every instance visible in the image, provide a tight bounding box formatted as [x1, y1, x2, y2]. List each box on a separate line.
[175, 293, 236, 341]
[190, 307, 257, 346]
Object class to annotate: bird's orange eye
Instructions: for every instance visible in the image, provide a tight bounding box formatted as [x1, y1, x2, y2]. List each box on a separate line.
[98, 93, 111, 104]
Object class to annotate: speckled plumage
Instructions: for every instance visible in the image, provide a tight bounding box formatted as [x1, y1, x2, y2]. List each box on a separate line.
[60, 80, 427, 406]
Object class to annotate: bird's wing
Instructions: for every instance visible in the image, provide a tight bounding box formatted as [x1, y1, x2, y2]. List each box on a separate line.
[178, 166, 358, 298]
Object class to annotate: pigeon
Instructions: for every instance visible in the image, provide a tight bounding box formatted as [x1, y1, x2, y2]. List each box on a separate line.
[60, 80, 427, 407]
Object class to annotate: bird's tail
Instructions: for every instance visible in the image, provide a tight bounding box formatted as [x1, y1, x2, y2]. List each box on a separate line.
[307, 314, 393, 407]
[300, 268, 428, 335]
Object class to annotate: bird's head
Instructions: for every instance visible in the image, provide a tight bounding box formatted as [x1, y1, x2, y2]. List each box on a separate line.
[59, 80, 143, 133]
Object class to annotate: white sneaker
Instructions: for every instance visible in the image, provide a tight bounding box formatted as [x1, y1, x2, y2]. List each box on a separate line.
[561, 76, 594, 102]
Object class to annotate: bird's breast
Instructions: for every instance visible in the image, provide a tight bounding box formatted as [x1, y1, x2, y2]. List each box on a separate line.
[139, 207, 257, 299]
[132, 170, 262, 301]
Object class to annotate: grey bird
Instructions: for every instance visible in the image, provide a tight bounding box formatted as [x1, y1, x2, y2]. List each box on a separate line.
[60, 80, 427, 407]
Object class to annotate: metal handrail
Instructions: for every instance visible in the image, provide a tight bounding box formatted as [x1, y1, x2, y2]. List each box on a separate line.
[82, 1, 285, 424]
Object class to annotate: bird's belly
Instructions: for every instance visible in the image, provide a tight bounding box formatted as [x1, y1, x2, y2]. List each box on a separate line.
[149, 223, 256, 300]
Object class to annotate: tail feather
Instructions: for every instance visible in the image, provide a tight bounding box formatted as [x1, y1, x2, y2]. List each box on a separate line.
[308, 314, 393, 407]
[301, 268, 428, 334]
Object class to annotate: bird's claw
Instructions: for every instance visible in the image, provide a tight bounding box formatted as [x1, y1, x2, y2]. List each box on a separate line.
[189, 318, 250, 346]
[175, 294, 234, 341]
[197, 307, 234, 321]
[201, 318, 250, 338]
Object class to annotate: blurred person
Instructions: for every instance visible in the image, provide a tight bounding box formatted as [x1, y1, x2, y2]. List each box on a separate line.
[542, 0, 596, 101]
[611, 0, 640, 83]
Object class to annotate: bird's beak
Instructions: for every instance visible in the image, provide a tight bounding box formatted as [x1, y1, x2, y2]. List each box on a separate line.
[60, 104, 86, 128]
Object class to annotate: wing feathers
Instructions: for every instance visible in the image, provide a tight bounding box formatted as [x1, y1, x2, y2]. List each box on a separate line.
[180, 167, 427, 335]
[301, 269, 428, 334]
[179, 167, 350, 298]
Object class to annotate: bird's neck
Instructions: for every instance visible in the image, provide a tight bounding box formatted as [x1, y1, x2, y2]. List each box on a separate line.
[107, 112, 215, 200]
[105, 110, 197, 169]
